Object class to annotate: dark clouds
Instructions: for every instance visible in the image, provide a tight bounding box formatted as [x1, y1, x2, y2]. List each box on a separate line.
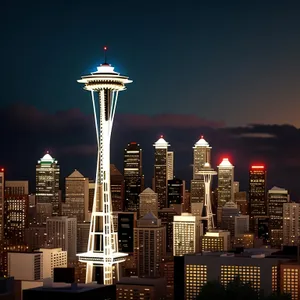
[1, 104, 300, 199]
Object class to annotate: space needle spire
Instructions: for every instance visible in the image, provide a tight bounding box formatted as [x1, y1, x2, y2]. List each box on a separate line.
[77, 47, 132, 285]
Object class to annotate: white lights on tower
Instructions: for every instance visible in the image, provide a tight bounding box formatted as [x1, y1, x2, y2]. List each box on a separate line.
[197, 162, 217, 231]
[76, 48, 132, 285]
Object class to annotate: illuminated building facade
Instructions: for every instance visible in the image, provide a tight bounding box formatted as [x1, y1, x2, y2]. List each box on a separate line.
[124, 142, 143, 212]
[267, 186, 289, 247]
[167, 151, 174, 181]
[4, 181, 29, 245]
[201, 230, 230, 252]
[190, 136, 211, 208]
[249, 165, 267, 217]
[153, 136, 170, 209]
[77, 53, 131, 285]
[279, 262, 300, 300]
[62, 169, 89, 223]
[183, 252, 290, 300]
[173, 213, 201, 256]
[197, 163, 217, 231]
[283, 202, 300, 246]
[36, 153, 60, 220]
[217, 158, 234, 207]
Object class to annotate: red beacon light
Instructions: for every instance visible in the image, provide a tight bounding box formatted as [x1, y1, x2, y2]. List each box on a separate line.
[251, 165, 265, 169]
[0, 168, 4, 172]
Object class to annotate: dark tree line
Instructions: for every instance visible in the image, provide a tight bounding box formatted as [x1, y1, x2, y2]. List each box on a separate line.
[196, 277, 291, 300]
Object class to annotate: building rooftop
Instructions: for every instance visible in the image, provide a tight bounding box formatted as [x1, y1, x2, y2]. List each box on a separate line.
[140, 187, 156, 195]
[194, 136, 209, 147]
[153, 136, 170, 148]
[218, 158, 233, 168]
[141, 211, 158, 220]
[68, 169, 84, 178]
[25, 283, 109, 293]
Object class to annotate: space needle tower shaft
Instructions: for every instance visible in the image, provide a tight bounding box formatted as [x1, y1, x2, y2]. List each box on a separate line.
[77, 47, 132, 285]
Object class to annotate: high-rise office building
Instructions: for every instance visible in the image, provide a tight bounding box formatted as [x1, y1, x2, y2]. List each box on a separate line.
[249, 165, 267, 217]
[283, 202, 300, 246]
[134, 212, 166, 277]
[235, 191, 248, 215]
[167, 178, 185, 213]
[217, 158, 234, 207]
[124, 142, 143, 212]
[36, 153, 60, 217]
[153, 136, 170, 209]
[167, 151, 174, 181]
[200, 230, 231, 252]
[268, 186, 289, 247]
[62, 170, 89, 223]
[46, 216, 77, 262]
[139, 188, 158, 218]
[158, 208, 178, 254]
[173, 213, 202, 256]
[4, 181, 29, 245]
[190, 136, 211, 206]
[110, 164, 125, 212]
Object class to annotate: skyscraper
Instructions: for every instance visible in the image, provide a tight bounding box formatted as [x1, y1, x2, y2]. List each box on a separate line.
[139, 188, 158, 218]
[110, 164, 125, 212]
[217, 158, 234, 207]
[153, 136, 170, 209]
[268, 186, 289, 247]
[283, 202, 300, 246]
[62, 169, 89, 223]
[167, 178, 185, 213]
[249, 165, 267, 216]
[167, 151, 174, 181]
[77, 51, 131, 285]
[4, 181, 29, 245]
[36, 153, 60, 217]
[134, 212, 166, 277]
[124, 142, 143, 212]
[190, 136, 211, 214]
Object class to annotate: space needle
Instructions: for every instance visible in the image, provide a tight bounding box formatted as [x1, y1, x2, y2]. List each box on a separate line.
[77, 47, 132, 285]
[197, 162, 217, 231]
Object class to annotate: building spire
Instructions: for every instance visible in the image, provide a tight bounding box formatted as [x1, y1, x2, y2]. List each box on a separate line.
[104, 46, 108, 64]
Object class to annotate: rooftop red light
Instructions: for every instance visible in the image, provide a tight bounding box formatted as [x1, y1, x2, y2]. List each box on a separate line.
[251, 165, 265, 169]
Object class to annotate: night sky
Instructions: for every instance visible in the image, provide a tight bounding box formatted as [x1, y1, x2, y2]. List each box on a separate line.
[1, 1, 300, 198]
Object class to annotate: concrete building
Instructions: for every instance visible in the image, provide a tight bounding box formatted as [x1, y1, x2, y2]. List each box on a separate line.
[46, 216, 77, 261]
[134, 212, 166, 277]
[62, 170, 89, 223]
[38, 248, 67, 279]
[183, 251, 290, 300]
[167, 151, 174, 181]
[139, 188, 158, 218]
[116, 277, 167, 300]
[268, 186, 289, 247]
[283, 202, 300, 246]
[173, 213, 202, 256]
[8, 252, 43, 281]
[201, 230, 230, 252]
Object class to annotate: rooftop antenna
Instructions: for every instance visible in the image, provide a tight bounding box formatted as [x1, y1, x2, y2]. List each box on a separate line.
[104, 46, 108, 64]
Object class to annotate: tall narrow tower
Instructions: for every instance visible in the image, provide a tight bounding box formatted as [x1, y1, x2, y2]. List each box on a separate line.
[153, 136, 170, 209]
[77, 48, 132, 285]
[197, 163, 217, 231]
